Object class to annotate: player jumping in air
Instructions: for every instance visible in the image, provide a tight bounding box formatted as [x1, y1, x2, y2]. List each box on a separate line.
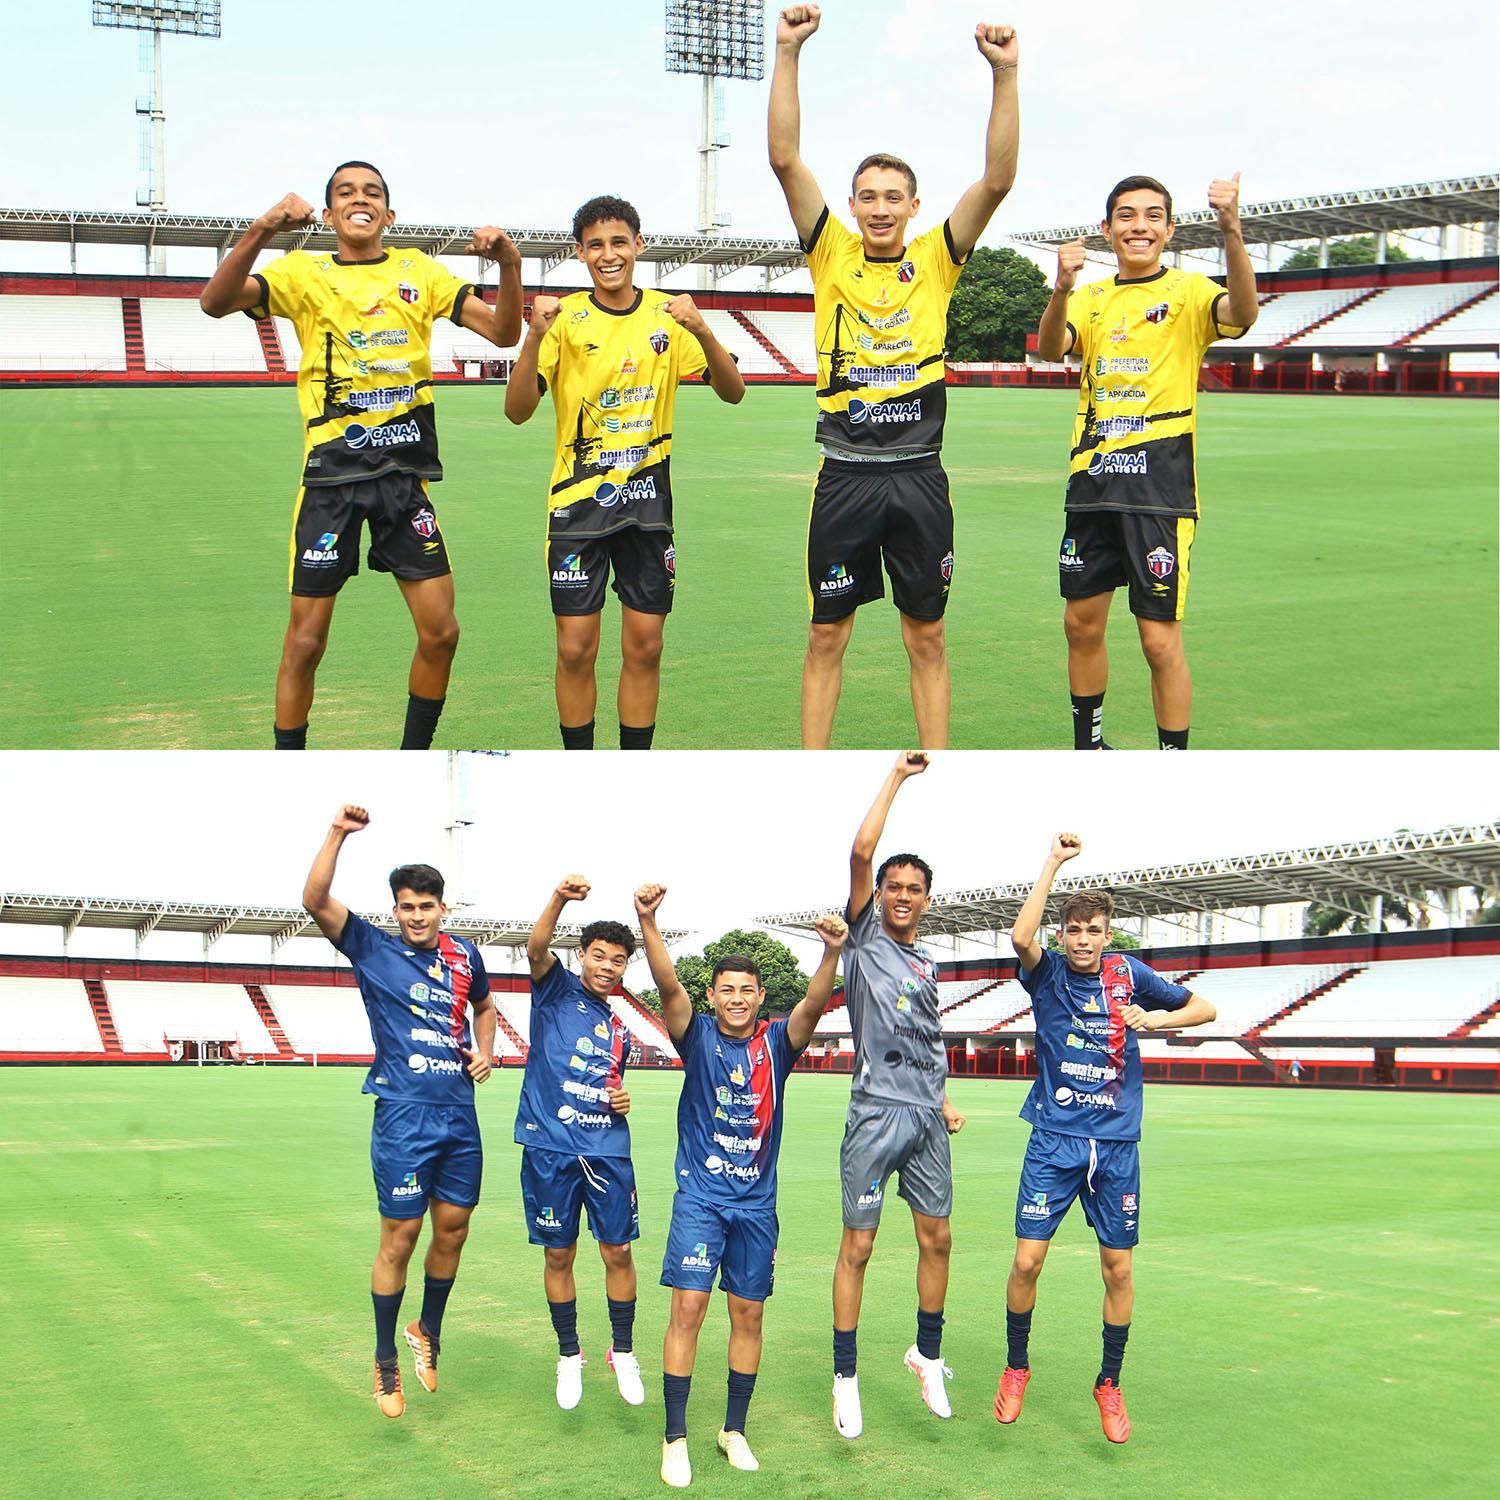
[505, 196, 745, 751]
[768, 7, 1020, 749]
[831, 751, 966, 1439]
[1035, 173, 1258, 750]
[301, 804, 496, 1419]
[519, 875, 644, 1410]
[636, 883, 845, 1487]
[996, 833, 1216, 1442]
[201, 162, 522, 750]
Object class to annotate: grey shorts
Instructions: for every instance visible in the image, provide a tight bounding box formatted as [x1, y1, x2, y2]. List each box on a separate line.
[839, 1097, 952, 1228]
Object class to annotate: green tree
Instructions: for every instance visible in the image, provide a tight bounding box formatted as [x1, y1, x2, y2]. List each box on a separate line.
[945, 246, 1051, 361]
[635, 929, 813, 1018]
[1279, 237, 1412, 271]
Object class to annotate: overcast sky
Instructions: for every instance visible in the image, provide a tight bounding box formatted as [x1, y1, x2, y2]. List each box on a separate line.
[2, 0, 1494, 283]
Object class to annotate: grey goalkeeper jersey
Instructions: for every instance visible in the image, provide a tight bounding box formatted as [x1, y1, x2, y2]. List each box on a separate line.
[843, 895, 947, 1110]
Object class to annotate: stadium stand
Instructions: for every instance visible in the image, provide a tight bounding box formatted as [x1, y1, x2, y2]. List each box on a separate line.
[138, 294, 266, 371]
[743, 309, 817, 374]
[1233, 287, 1373, 348]
[0, 293, 126, 370]
[1292, 281, 1494, 348]
[698, 307, 785, 376]
[104, 979, 278, 1056]
[1408, 285, 1499, 345]
[261, 983, 372, 1058]
[0, 977, 104, 1052]
[1264, 955, 1500, 1037]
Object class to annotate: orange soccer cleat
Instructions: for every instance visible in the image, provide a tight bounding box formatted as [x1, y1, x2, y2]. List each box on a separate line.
[373, 1357, 405, 1418]
[994, 1365, 1031, 1424]
[1093, 1378, 1130, 1443]
[403, 1319, 439, 1394]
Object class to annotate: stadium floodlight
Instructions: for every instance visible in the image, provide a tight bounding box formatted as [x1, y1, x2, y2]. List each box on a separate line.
[92, 2, 222, 270]
[664, 1, 765, 269]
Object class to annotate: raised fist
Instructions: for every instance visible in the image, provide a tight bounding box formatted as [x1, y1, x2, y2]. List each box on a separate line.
[259, 193, 316, 233]
[974, 23, 1018, 70]
[894, 750, 929, 779]
[333, 804, 369, 833]
[777, 4, 821, 46]
[815, 913, 848, 951]
[1056, 238, 1086, 292]
[1051, 832, 1082, 863]
[529, 294, 562, 335]
[466, 225, 520, 266]
[635, 882, 667, 918]
[556, 874, 591, 903]
[663, 294, 705, 336]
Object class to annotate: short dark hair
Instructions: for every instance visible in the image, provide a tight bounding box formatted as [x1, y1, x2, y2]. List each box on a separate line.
[1105, 175, 1171, 222]
[1060, 891, 1114, 927]
[572, 195, 641, 243]
[877, 853, 933, 895]
[580, 919, 636, 957]
[325, 160, 391, 210]
[851, 153, 917, 199]
[711, 955, 762, 985]
[389, 864, 443, 901]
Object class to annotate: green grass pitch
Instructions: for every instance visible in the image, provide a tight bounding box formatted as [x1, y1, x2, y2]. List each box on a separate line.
[2, 385, 1494, 748]
[2, 1066, 1495, 1500]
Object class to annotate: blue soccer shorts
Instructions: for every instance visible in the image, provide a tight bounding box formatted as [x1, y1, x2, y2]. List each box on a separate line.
[370, 1099, 482, 1220]
[660, 1193, 778, 1302]
[1014, 1128, 1140, 1249]
[521, 1147, 640, 1247]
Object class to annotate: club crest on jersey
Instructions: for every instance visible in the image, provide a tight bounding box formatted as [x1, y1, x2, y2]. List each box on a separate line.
[940, 551, 954, 582]
[412, 508, 438, 539]
[1109, 983, 1130, 1001]
[398, 282, 419, 304]
[896, 260, 916, 283]
[1144, 302, 1169, 324]
[649, 328, 670, 355]
[664, 545, 676, 575]
[1146, 546, 1175, 579]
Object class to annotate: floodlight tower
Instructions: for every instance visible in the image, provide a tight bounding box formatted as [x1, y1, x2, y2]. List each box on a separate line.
[664, 1, 765, 288]
[91, 1, 223, 272]
[445, 751, 510, 911]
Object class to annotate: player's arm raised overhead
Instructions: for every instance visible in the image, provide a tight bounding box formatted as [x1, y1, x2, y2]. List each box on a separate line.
[635, 883, 694, 1043]
[504, 294, 560, 425]
[1010, 832, 1082, 971]
[849, 751, 929, 918]
[767, 5, 828, 244]
[527, 873, 590, 983]
[1036, 238, 1085, 362]
[456, 226, 525, 347]
[787, 913, 848, 1052]
[301, 804, 367, 940]
[1209, 172, 1258, 331]
[200, 193, 316, 317]
[664, 294, 746, 405]
[946, 24, 1021, 259]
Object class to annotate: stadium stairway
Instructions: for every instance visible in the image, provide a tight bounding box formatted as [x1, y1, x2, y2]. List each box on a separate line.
[1400, 284, 1498, 346]
[1276, 288, 1381, 348]
[120, 299, 145, 374]
[729, 310, 801, 377]
[254, 317, 286, 373]
[1243, 966, 1365, 1039]
[614, 986, 674, 1050]
[1448, 993, 1500, 1039]
[938, 976, 1008, 1017]
[495, 1011, 528, 1059]
[83, 978, 124, 1055]
[1234, 1038, 1290, 1081]
[983, 1001, 1034, 1034]
[244, 985, 297, 1058]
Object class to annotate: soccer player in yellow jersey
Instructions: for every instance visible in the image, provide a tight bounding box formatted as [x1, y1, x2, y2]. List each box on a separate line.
[200, 161, 522, 750]
[505, 196, 745, 751]
[1036, 173, 1258, 750]
[769, 6, 1019, 750]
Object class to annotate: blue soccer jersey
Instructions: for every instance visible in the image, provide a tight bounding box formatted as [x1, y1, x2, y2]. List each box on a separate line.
[672, 1015, 802, 1207]
[514, 956, 632, 1158]
[1017, 949, 1189, 1141]
[334, 912, 490, 1104]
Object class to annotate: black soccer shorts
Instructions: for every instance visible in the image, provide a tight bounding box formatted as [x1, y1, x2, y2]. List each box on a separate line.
[1058, 509, 1197, 621]
[288, 471, 451, 597]
[546, 526, 676, 617]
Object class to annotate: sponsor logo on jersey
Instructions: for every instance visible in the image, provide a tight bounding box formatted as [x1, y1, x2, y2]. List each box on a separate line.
[355, 358, 411, 375]
[896, 995, 911, 1013]
[557, 1103, 612, 1127]
[1020, 1191, 1049, 1219]
[535, 1205, 561, 1228]
[408, 1053, 429, 1074]
[1145, 302, 1169, 324]
[1060, 1059, 1117, 1084]
[392, 1172, 423, 1198]
[594, 1022, 611, 1040]
[704, 1155, 725, 1174]
[596, 445, 650, 469]
[621, 384, 656, 404]
[621, 416, 654, 431]
[1095, 415, 1148, 438]
[302, 529, 341, 566]
[847, 362, 918, 387]
[1096, 356, 1149, 375]
[348, 329, 409, 349]
[729, 1064, 746, 1086]
[1082, 995, 1102, 1013]
[603, 416, 620, 433]
[410, 1027, 461, 1050]
[848, 396, 923, 426]
[1146, 546, 1175, 579]
[599, 387, 621, 408]
[344, 418, 421, 451]
[1095, 387, 1146, 403]
[619, 355, 638, 376]
[681, 1242, 713, 1269]
[1087, 450, 1149, 476]
[716, 1087, 732, 1105]
[821, 563, 855, 594]
[1109, 316, 1129, 342]
[594, 477, 657, 507]
[570, 307, 590, 323]
[1066, 1032, 1086, 1049]
[346, 385, 415, 412]
[856, 307, 912, 331]
[576, 1036, 596, 1056]
[562, 1079, 609, 1103]
[398, 282, 419, 304]
[649, 328, 670, 355]
[1060, 536, 1084, 570]
[569, 1055, 587, 1072]
[553, 553, 589, 586]
[857, 1177, 884, 1208]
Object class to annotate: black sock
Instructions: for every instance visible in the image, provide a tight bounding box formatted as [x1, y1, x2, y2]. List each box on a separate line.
[548, 1297, 580, 1357]
[833, 1326, 857, 1378]
[274, 722, 308, 751]
[664, 1372, 692, 1441]
[420, 1274, 454, 1343]
[916, 1306, 944, 1361]
[372, 1288, 404, 1363]
[560, 720, 595, 751]
[1005, 1307, 1032, 1370]
[725, 1368, 757, 1435]
[1158, 725, 1189, 750]
[607, 1296, 636, 1354]
[401, 693, 445, 751]
[1071, 693, 1104, 750]
[1098, 1320, 1130, 1386]
[619, 721, 655, 750]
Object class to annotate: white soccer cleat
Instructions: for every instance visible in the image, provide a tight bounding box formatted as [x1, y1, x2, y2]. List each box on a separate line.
[555, 1351, 584, 1410]
[716, 1428, 759, 1472]
[832, 1373, 863, 1439]
[661, 1437, 693, 1488]
[904, 1345, 954, 1419]
[607, 1346, 646, 1406]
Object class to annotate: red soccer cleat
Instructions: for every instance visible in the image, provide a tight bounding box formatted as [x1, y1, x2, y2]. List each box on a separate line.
[1093, 1378, 1130, 1443]
[994, 1365, 1031, 1424]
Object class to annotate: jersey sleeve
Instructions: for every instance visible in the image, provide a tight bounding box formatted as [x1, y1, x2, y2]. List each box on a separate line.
[1016, 946, 1058, 998]
[535, 316, 563, 393]
[771, 1017, 803, 1065]
[421, 251, 471, 325]
[332, 909, 381, 963]
[675, 1011, 708, 1063]
[801, 207, 857, 282]
[931, 222, 968, 295]
[1197, 273, 1247, 344]
[1064, 286, 1091, 362]
[1125, 955, 1190, 1011]
[531, 955, 569, 1008]
[672, 311, 710, 382]
[249, 252, 305, 322]
[467, 943, 491, 1003]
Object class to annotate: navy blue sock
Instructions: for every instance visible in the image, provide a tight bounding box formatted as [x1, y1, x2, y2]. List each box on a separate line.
[273, 722, 307, 750]
[420, 1275, 454, 1343]
[1098, 1321, 1130, 1386]
[607, 1296, 635, 1354]
[664, 1372, 692, 1441]
[372, 1289, 404, 1363]
[619, 721, 655, 750]
[833, 1326, 857, 1377]
[916, 1306, 944, 1361]
[725, 1368, 757, 1434]
[1005, 1307, 1032, 1369]
[549, 1297, 580, 1357]
[560, 720, 595, 750]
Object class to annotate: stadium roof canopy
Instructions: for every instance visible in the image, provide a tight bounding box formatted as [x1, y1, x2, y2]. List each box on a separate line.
[1008, 174, 1500, 257]
[0, 207, 808, 283]
[0, 893, 686, 957]
[759, 822, 1500, 939]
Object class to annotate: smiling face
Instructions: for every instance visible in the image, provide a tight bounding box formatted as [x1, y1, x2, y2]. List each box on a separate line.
[709, 967, 765, 1039]
[1103, 187, 1174, 276]
[849, 165, 919, 258]
[576, 218, 643, 305]
[877, 862, 931, 942]
[392, 887, 445, 950]
[578, 939, 630, 1000]
[323, 165, 394, 254]
[1059, 914, 1111, 974]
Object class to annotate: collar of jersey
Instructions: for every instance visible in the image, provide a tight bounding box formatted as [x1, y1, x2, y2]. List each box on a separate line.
[1113, 266, 1168, 287]
[864, 250, 907, 264]
[332, 251, 390, 267]
[589, 289, 644, 317]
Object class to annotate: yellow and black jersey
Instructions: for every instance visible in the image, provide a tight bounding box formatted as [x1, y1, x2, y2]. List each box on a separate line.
[1063, 268, 1246, 517]
[803, 208, 966, 461]
[536, 289, 709, 540]
[249, 247, 473, 486]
